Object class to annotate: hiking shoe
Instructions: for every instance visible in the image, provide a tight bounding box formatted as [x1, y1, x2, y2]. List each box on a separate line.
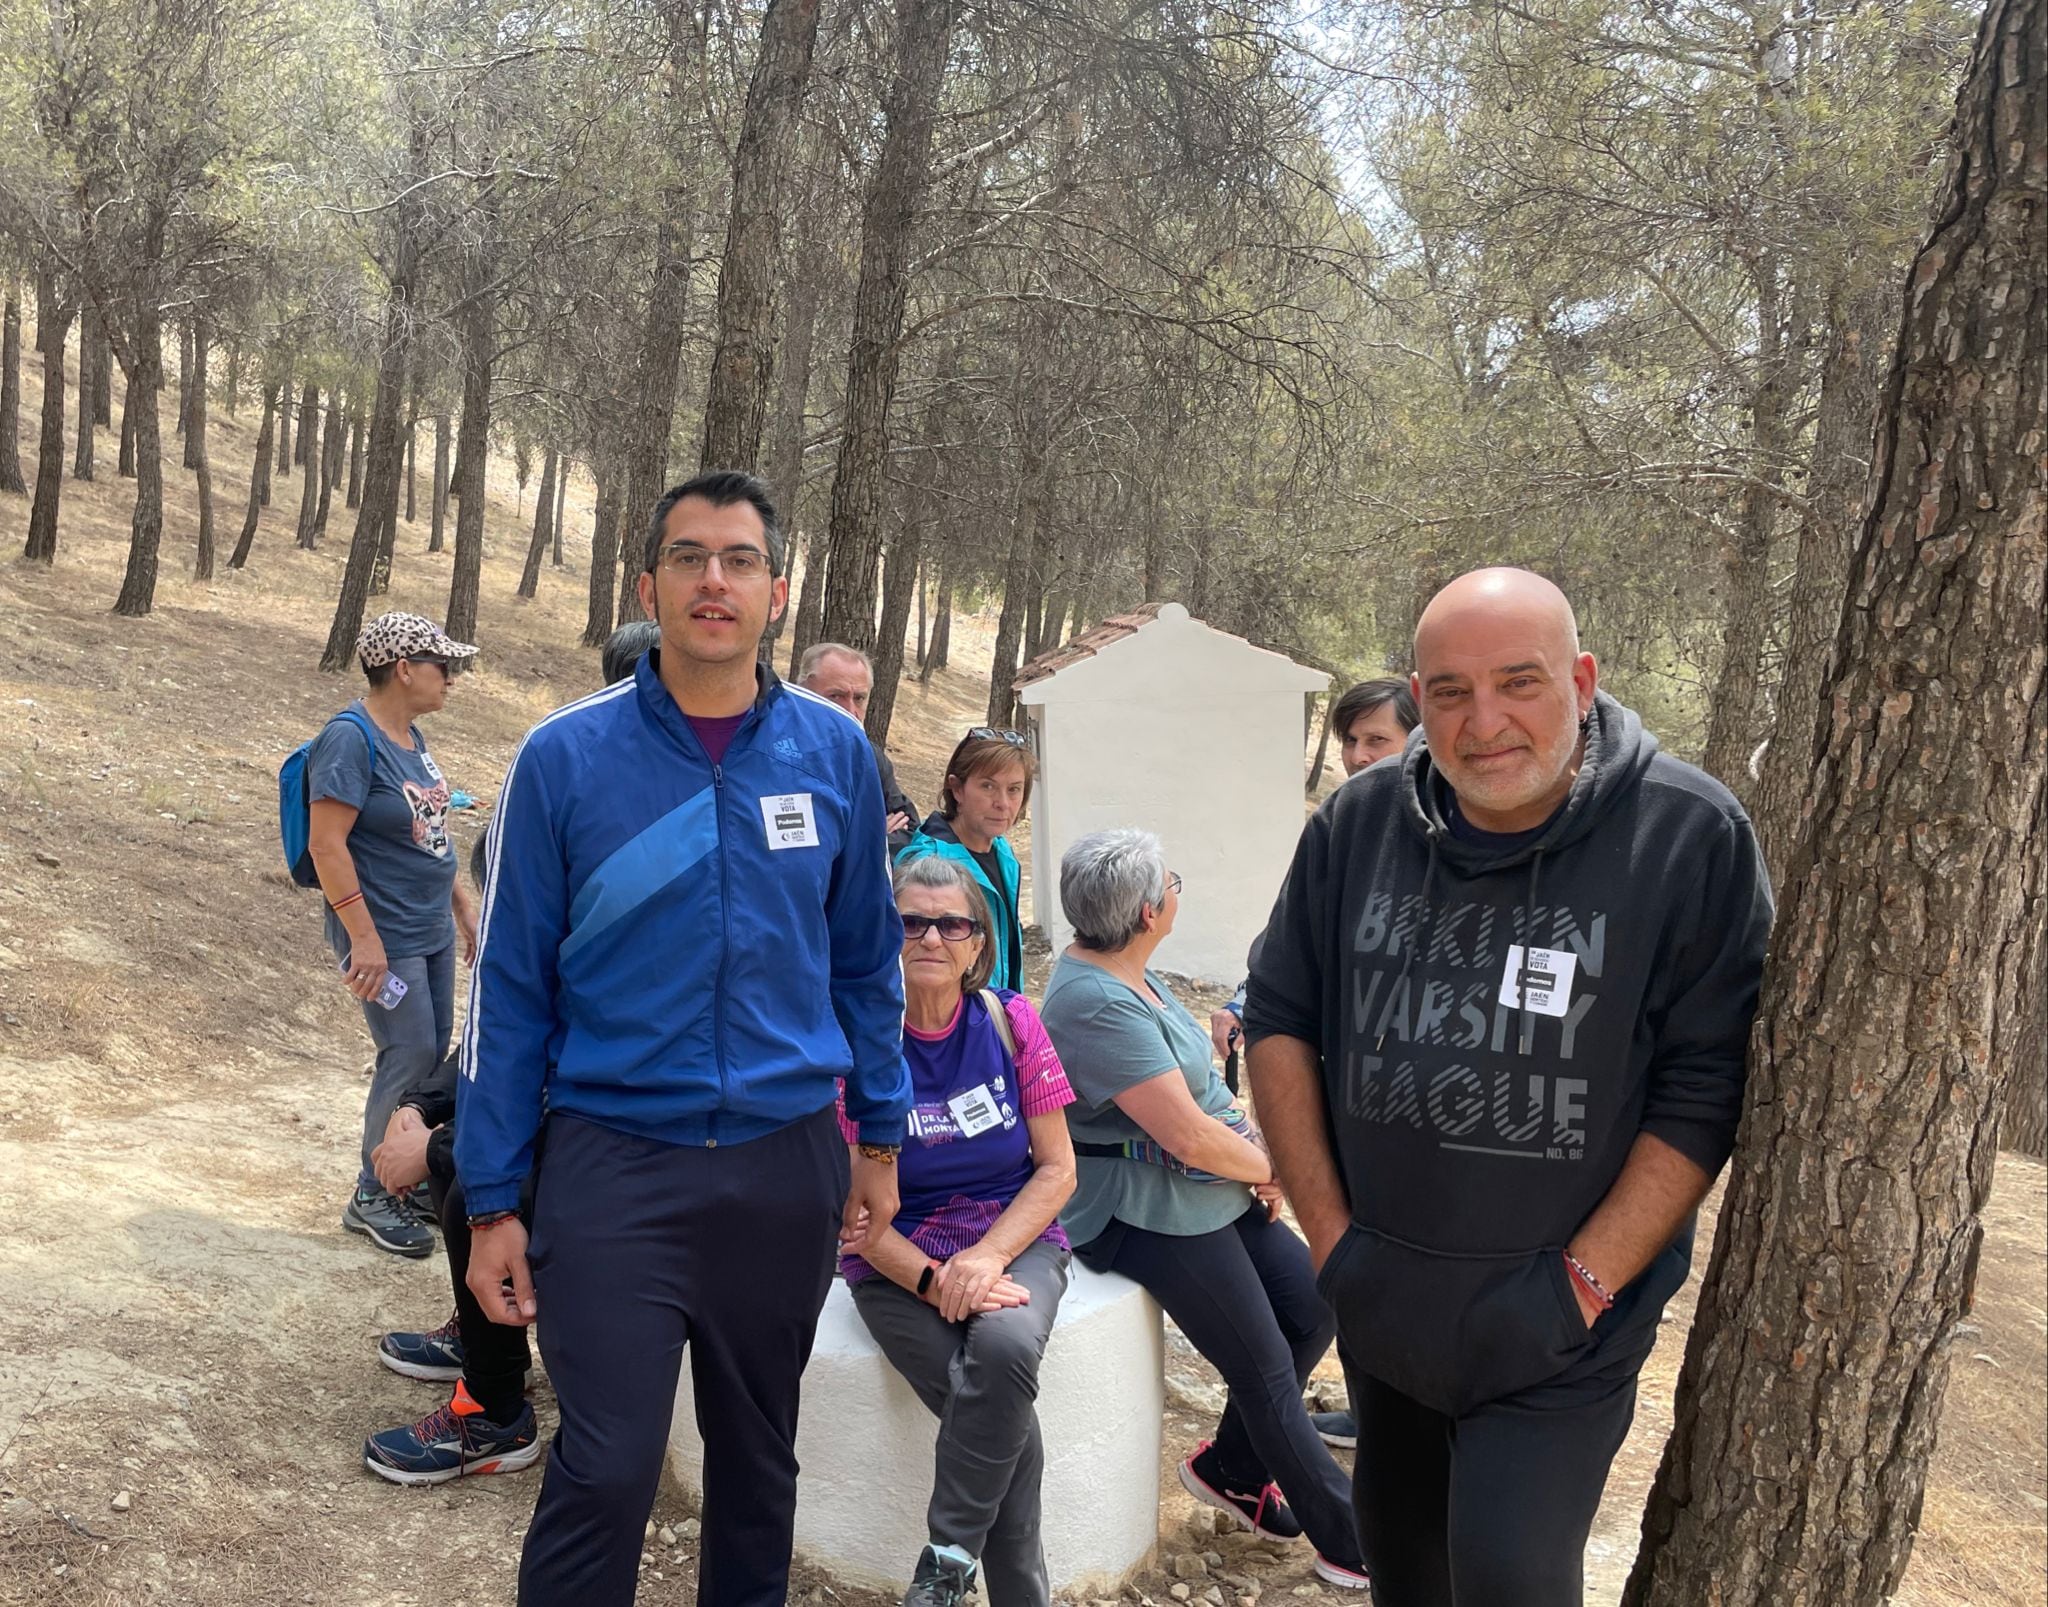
[1179, 1440, 1304, 1542]
[343, 1184, 434, 1258]
[901, 1544, 977, 1607]
[363, 1382, 541, 1486]
[399, 1190, 439, 1233]
[378, 1312, 463, 1382]
[1312, 1409, 1357, 1450]
[1313, 1554, 1372, 1591]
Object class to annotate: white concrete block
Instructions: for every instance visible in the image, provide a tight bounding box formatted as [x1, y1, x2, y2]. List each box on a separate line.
[667, 1265, 1165, 1597]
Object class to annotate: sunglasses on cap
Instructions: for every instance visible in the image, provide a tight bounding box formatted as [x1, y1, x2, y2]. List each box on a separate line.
[966, 727, 1029, 747]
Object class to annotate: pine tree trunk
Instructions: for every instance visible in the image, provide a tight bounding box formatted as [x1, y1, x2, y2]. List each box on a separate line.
[763, 274, 821, 522]
[622, 213, 694, 596]
[22, 269, 73, 563]
[328, 288, 419, 663]
[278, 376, 296, 475]
[787, 521, 829, 664]
[72, 310, 97, 481]
[92, 313, 111, 428]
[583, 461, 623, 645]
[817, 0, 959, 650]
[518, 448, 558, 598]
[294, 386, 321, 548]
[922, 566, 952, 679]
[403, 376, 420, 523]
[190, 319, 215, 580]
[444, 256, 496, 649]
[294, 379, 314, 466]
[866, 521, 924, 746]
[986, 432, 1049, 726]
[345, 396, 366, 509]
[1625, 3, 2046, 1598]
[229, 380, 279, 568]
[111, 303, 166, 617]
[313, 393, 345, 539]
[222, 341, 240, 419]
[181, 322, 206, 471]
[175, 319, 192, 445]
[699, 0, 823, 472]
[1753, 278, 1897, 888]
[0, 285, 24, 494]
[915, 555, 927, 668]
[552, 455, 568, 565]
[429, 413, 450, 554]
[118, 367, 136, 476]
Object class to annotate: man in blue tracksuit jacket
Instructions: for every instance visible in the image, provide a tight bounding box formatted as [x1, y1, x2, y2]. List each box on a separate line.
[457, 470, 912, 1607]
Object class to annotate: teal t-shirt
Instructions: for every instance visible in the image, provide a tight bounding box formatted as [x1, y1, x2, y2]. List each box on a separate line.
[1040, 952, 1250, 1245]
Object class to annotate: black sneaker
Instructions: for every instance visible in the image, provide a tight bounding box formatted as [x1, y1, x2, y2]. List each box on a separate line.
[1312, 1409, 1357, 1450]
[1313, 1553, 1372, 1592]
[343, 1184, 434, 1258]
[1178, 1440, 1304, 1542]
[901, 1545, 977, 1607]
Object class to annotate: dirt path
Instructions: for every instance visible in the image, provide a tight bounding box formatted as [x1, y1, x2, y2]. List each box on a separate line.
[0, 366, 2041, 1607]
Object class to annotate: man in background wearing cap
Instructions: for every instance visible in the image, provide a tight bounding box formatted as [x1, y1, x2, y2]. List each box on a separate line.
[306, 610, 481, 1261]
[458, 471, 910, 1605]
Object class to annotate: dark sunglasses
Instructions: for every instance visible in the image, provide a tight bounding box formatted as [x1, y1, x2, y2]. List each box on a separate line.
[901, 913, 982, 942]
[966, 727, 1029, 747]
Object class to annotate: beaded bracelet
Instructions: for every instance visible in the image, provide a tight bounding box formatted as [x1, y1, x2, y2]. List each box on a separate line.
[1563, 1250, 1615, 1311]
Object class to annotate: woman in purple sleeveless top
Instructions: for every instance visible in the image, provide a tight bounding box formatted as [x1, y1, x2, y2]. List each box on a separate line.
[836, 856, 1077, 1607]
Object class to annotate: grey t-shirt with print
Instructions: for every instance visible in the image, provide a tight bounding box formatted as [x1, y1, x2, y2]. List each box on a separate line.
[308, 701, 457, 959]
[1041, 952, 1250, 1246]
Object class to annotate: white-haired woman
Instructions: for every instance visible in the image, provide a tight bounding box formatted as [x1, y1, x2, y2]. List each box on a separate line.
[1038, 829, 1367, 1592]
[839, 855, 1078, 1607]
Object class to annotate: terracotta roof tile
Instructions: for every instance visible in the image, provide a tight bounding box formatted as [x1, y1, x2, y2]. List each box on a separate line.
[1013, 602, 1164, 689]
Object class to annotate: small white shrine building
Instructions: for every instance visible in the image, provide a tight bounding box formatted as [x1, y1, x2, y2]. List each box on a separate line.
[1015, 602, 1329, 984]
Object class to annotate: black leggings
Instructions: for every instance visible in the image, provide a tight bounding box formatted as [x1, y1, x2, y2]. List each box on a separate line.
[1348, 1361, 1637, 1607]
[1080, 1205, 1361, 1564]
[427, 1161, 533, 1422]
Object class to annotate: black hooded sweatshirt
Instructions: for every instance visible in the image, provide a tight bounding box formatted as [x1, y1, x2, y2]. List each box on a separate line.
[1244, 692, 1771, 1414]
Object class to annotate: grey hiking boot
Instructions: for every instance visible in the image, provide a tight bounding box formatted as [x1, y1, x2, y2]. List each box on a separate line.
[344, 1183, 435, 1258]
[901, 1545, 977, 1607]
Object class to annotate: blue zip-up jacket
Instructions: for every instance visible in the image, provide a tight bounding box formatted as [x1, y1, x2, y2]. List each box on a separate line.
[895, 811, 1024, 992]
[455, 654, 912, 1218]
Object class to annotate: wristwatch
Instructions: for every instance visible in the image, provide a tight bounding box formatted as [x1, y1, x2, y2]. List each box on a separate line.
[856, 1142, 901, 1164]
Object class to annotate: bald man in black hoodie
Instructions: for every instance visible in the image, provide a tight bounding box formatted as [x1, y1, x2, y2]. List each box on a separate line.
[1244, 568, 1771, 1607]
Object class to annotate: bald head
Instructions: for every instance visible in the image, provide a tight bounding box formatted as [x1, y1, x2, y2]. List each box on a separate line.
[1414, 567, 1579, 665]
[1410, 567, 1597, 832]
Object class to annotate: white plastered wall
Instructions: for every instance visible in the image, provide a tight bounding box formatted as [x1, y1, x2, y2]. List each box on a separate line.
[1019, 603, 1328, 984]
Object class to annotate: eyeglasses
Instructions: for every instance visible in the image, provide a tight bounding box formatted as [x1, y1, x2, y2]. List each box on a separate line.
[1165, 872, 1183, 896]
[966, 727, 1029, 747]
[657, 542, 771, 579]
[405, 657, 449, 677]
[901, 913, 982, 942]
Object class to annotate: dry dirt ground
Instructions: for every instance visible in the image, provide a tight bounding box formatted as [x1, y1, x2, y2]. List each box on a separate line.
[0, 341, 2042, 1607]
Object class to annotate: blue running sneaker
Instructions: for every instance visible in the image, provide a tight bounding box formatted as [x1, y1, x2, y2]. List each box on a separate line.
[378, 1312, 463, 1382]
[363, 1382, 542, 1486]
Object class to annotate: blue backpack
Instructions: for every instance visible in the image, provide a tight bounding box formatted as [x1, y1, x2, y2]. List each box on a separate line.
[278, 707, 378, 887]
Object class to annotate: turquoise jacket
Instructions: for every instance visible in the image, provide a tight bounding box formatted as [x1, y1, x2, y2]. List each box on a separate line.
[895, 811, 1024, 991]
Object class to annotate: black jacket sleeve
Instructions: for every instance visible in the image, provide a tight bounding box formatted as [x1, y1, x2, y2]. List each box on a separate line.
[1242, 798, 1334, 1050]
[1640, 806, 1773, 1175]
[876, 749, 918, 852]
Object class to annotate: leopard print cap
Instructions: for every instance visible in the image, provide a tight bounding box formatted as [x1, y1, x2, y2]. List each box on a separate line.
[356, 611, 480, 670]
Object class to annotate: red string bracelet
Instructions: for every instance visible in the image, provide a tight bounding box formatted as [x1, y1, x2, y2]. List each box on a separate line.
[329, 890, 365, 913]
[1563, 1250, 1615, 1311]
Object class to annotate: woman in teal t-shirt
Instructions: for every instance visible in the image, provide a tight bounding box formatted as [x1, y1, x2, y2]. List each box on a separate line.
[1039, 829, 1367, 1593]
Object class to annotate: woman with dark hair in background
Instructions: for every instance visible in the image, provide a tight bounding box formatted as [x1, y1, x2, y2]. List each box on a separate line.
[896, 729, 1038, 991]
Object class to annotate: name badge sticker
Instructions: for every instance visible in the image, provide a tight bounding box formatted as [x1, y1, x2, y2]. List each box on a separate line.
[1499, 944, 1578, 1018]
[947, 1084, 1004, 1137]
[759, 792, 818, 850]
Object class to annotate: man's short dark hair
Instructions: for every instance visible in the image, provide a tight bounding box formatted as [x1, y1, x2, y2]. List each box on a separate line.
[644, 471, 786, 577]
[601, 620, 661, 685]
[1331, 677, 1418, 740]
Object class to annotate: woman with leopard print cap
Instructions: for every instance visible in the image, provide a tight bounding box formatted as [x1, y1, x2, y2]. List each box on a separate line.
[306, 611, 479, 1260]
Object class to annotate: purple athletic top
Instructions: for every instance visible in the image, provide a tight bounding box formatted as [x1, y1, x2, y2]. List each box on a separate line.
[838, 989, 1075, 1283]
